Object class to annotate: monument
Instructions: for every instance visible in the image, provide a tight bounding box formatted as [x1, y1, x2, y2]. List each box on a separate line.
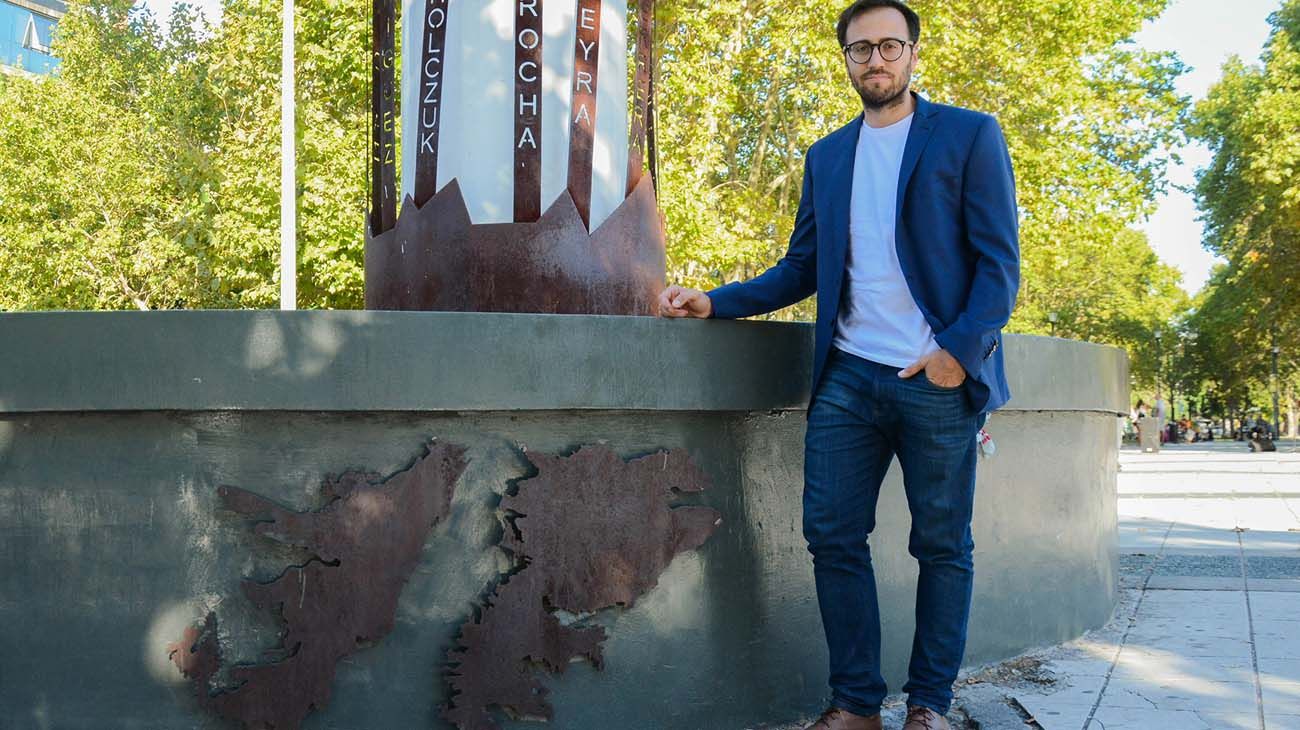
[365, 0, 662, 315]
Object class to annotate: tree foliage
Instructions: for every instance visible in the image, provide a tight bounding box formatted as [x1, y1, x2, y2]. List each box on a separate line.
[0, 1, 221, 309]
[0, 0, 368, 310]
[1184, 0, 1300, 427]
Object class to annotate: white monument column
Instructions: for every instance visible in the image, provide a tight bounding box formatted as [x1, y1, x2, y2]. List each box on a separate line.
[400, 0, 628, 230]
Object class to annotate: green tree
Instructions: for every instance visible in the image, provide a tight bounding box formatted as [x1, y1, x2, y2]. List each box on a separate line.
[1189, 0, 1300, 433]
[0, 0, 369, 310]
[206, 0, 370, 308]
[0, 1, 221, 309]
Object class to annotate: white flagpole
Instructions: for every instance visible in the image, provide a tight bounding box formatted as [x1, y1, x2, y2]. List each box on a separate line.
[280, 0, 297, 310]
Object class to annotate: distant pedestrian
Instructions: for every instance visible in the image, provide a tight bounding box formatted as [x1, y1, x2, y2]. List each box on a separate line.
[1154, 396, 1168, 442]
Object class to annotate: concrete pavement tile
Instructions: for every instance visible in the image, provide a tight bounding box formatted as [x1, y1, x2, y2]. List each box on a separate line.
[1150, 501, 1241, 529]
[1125, 616, 1250, 641]
[1084, 706, 1224, 729]
[1178, 502, 1249, 529]
[1041, 656, 1114, 678]
[1244, 578, 1300, 591]
[1018, 677, 1107, 706]
[1259, 658, 1300, 683]
[1096, 678, 1257, 713]
[1241, 529, 1300, 556]
[1111, 648, 1255, 683]
[1162, 525, 1248, 552]
[1145, 576, 1245, 591]
[1125, 610, 1250, 634]
[1128, 615, 1258, 644]
[1263, 713, 1300, 729]
[1116, 473, 1185, 491]
[1122, 635, 1253, 658]
[1261, 677, 1300, 714]
[1190, 712, 1267, 730]
[1256, 632, 1300, 660]
[1073, 606, 1137, 649]
[1117, 498, 1205, 521]
[1196, 711, 1268, 727]
[1119, 518, 1174, 551]
[1142, 587, 1248, 603]
[1135, 607, 1252, 625]
[1138, 589, 1248, 618]
[1129, 610, 1251, 632]
[1010, 673, 1106, 723]
[956, 684, 1035, 729]
[1136, 604, 1249, 626]
[1014, 695, 1093, 730]
[1251, 620, 1300, 659]
[1232, 499, 1300, 532]
[1066, 635, 1126, 662]
[1248, 591, 1300, 618]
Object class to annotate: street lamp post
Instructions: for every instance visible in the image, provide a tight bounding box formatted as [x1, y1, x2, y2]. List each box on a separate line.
[280, 0, 296, 310]
[1048, 311, 1058, 337]
[1272, 327, 1281, 440]
[1154, 329, 1162, 399]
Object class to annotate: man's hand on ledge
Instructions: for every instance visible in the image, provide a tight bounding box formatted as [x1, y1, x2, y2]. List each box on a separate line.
[657, 285, 713, 319]
[898, 348, 967, 388]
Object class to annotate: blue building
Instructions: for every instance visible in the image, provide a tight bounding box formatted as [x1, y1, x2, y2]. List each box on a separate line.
[1, 0, 63, 76]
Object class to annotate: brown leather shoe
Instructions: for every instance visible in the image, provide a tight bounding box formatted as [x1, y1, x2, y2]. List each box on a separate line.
[803, 706, 883, 730]
[902, 705, 950, 730]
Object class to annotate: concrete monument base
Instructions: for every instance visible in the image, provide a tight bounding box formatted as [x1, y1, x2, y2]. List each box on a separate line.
[0, 312, 1126, 729]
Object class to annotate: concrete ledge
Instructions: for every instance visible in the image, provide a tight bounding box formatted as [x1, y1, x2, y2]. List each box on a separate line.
[0, 311, 1126, 413]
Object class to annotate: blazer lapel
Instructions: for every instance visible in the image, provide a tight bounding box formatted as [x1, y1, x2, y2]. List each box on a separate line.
[895, 93, 938, 223]
[823, 115, 860, 308]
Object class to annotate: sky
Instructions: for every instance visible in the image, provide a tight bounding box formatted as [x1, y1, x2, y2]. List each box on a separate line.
[138, 0, 1282, 295]
[1133, 0, 1282, 294]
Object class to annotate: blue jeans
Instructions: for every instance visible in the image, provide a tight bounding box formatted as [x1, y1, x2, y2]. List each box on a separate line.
[804, 348, 983, 716]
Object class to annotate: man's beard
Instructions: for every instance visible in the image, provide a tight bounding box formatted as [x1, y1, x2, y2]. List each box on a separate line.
[854, 69, 911, 111]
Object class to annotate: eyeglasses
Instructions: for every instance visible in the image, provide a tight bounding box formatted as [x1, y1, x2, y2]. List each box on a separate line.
[842, 38, 913, 64]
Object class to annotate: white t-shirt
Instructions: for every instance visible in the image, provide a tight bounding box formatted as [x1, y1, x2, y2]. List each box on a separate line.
[832, 113, 940, 368]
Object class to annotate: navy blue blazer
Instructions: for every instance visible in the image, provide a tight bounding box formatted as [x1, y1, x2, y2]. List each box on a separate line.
[708, 93, 1020, 414]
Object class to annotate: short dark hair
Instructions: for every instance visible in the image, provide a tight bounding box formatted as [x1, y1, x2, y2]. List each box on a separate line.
[836, 0, 921, 46]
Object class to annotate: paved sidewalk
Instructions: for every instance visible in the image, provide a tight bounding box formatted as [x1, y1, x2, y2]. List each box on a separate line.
[765, 440, 1300, 730]
[1010, 441, 1300, 730]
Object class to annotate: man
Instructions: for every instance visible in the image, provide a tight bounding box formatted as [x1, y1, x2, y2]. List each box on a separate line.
[657, 2, 1020, 729]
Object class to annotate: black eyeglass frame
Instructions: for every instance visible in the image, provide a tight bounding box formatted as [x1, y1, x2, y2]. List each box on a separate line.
[841, 38, 914, 64]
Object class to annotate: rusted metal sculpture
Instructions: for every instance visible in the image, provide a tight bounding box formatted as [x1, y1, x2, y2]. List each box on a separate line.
[369, 0, 662, 314]
[414, 0, 448, 209]
[168, 441, 467, 729]
[567, 0, 602, 228]
[365, 173, 665, 314]
[513, 0, 543, 221]
[442, 445, 721, 730]
[370, 0, 397, 234]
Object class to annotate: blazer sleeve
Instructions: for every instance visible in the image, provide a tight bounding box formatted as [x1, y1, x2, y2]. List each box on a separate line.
[933, 116, 1021, 376]
[706, 150, 818, 319]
